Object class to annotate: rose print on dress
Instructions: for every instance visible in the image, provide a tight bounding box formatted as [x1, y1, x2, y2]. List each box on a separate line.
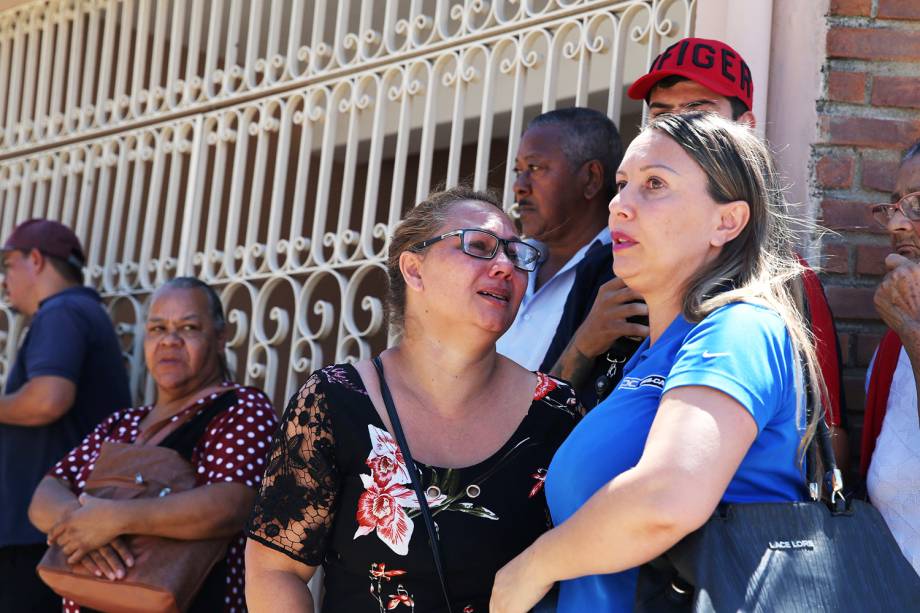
[367, 451, 407, 488]
[368, 424, 412, 486]
[369, 563, 412, 612]
[529, 468, 547, 499]
[355, 474, 420, 555]
[533, 372, 558, 401]
[387, 586, 415, 610]
[355, 425, 526, 554]
[323, 365, 369, 394]
[356, 425, 446, 555]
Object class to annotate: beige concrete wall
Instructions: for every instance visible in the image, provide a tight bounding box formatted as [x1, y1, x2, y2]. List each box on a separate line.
[0, 0, 31, 12]
[696, 0, 830, 256]
[695, 0, 775, 135]
[766, 0, 831, 252]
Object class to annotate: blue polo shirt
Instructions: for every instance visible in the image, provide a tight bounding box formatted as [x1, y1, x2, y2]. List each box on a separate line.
[0, 286, 131, 546]
[545, 302, 807, 612]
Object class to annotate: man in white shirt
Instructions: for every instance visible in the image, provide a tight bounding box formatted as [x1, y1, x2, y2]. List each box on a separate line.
[863, 139, 920, 574]
[496, 108, 644, 374]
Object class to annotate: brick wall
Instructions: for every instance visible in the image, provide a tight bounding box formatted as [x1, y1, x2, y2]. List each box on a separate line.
[815, 0, 920, 464]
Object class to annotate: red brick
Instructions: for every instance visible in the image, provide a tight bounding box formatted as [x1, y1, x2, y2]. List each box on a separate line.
[848, 422, 865, 458]
[820, 198, 887, 234]
[856, 332, 884, 366]
[822, 242, 850, 274]
[830, 0, 872, 15]
[837, 332, 852, 365]
[826, 115, 920, 149]
[856, 244, 893, 275]
[827, 28, 920, 61]
[878, 0, 920, 19]
[862, 158, 900, 192]
[816, 155, 855, 188]
[826, 285, 879, 319]
[827, 71, 866, 104]
[872, 76, 920, 109]
[843, 373, 867, 411]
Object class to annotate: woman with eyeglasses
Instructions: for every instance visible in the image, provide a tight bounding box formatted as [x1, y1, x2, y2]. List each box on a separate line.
[245, 186, 583, 612]
[862, 138, 920, 575]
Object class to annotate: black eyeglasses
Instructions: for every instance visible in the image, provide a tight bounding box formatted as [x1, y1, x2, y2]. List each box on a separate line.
[871, 192, 920, 227]
[409, 228, 541, 272]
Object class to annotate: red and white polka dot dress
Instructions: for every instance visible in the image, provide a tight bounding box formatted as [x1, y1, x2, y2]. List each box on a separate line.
[49, 383, 277, 613]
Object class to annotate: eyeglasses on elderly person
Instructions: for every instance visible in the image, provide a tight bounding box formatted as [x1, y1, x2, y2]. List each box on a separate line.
[409, 228, 541, 272]
[871, 191, 920, 227]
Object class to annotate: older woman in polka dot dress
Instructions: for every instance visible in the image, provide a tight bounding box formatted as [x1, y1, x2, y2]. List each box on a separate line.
[28, 277, 277, 612]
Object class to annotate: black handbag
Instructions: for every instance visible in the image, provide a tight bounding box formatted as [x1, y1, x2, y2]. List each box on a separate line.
[635, 409, 920, 611]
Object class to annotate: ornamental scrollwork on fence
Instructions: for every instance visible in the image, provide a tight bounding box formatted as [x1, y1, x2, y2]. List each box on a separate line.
[0, 0, 694, 412]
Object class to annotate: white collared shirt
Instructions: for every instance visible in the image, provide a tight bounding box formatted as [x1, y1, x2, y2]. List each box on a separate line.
[496, 228, 611, 371]
[866, 347, 920, 575]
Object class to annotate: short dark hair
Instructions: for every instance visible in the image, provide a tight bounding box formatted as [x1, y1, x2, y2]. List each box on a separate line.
[46, 254, 84, 284]
[12, 249, 84, 284]
[649, 75, 749, 121]
[526, 108, 624, 201]
[158, 276, 227, 334]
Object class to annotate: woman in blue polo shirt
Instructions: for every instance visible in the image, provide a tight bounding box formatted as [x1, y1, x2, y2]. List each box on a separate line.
[489, 112, 823, 612]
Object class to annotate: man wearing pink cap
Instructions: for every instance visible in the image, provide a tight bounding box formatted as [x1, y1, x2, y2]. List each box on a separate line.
[553, 37, 849, 465]
[0, 219, 130, 611]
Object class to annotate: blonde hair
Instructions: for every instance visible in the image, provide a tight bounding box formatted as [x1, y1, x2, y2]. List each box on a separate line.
[386, 185, 502, 331]
[647, 112, 825, 458]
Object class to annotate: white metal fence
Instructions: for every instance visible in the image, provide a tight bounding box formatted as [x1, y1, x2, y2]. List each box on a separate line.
[0, 0, 695, 410]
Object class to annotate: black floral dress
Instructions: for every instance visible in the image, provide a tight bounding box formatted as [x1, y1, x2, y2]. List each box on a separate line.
[247, 364, 582, 612]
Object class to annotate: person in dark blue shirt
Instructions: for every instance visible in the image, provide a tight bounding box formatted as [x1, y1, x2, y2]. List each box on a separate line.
[490, 113, 825, 612]
[0, 219, 131, 612]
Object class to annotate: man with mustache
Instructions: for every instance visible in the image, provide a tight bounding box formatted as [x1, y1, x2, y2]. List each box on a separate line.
[862, 140, 920, 575]
[498, 107, 646, 397]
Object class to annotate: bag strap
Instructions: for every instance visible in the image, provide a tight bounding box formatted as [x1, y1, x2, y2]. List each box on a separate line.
[158, 390, 239, 461]
[805, 399, 845, 510]
[800, 290, 845, 512]
[138, 389, 236, 453]
[372, 356, 454, 613]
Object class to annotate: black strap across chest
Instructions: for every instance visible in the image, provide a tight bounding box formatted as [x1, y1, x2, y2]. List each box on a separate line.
[158, 390, 238, 461]
[372, 357, 454, 613]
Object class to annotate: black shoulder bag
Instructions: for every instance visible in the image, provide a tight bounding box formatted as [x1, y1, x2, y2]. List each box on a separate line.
[373, 357, 454, 613]
[634, 396, 920, 611]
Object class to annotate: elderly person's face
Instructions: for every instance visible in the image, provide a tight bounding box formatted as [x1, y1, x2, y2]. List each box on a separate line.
[884, 155, 920, 262]
[512, 124, 584, 240]
[144, 287, 225, 397]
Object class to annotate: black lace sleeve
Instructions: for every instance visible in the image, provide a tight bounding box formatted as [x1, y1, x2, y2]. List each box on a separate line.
[246, 372, 339, 565]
